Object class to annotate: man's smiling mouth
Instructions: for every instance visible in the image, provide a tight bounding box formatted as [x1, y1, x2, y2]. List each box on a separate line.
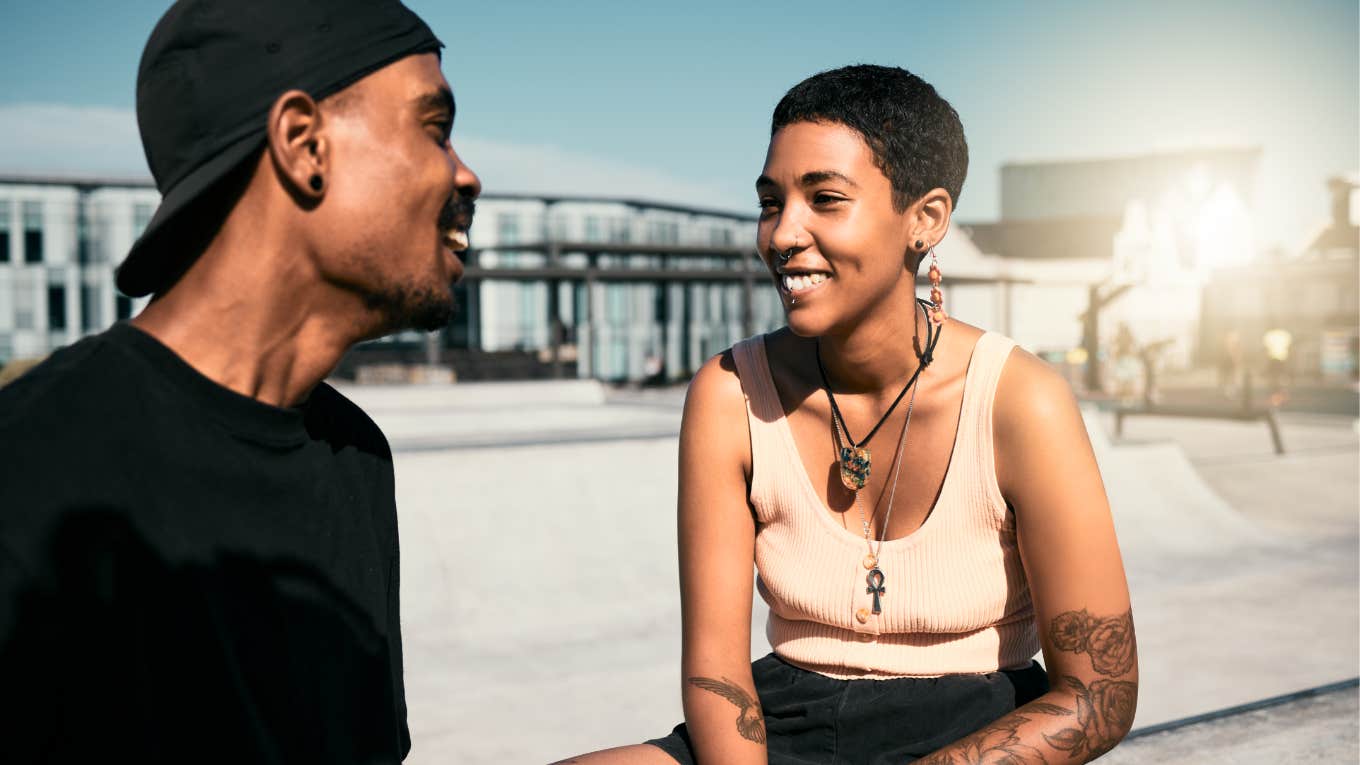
[442, 229, 469, 252]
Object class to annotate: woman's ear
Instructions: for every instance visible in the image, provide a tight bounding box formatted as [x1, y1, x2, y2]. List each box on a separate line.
[911, 187, 953, 250]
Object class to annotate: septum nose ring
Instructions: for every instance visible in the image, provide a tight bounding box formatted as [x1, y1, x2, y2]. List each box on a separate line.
[777, 237, 799, 264]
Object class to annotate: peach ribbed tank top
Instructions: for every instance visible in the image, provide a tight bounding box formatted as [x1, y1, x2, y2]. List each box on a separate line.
[733, 332, 1039, 680]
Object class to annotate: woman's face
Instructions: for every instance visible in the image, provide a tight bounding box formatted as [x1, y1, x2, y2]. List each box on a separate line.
[756, 120, 915, 338]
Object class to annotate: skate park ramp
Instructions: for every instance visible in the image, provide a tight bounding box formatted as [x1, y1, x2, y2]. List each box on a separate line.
[334, 383, 1359, 764]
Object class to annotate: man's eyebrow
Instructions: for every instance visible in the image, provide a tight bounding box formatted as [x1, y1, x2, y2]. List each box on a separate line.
[412, 87, 455, 118]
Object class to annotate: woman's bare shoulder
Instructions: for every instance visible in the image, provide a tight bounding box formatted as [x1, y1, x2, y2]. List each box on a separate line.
[686, 347, 743, 412]
[991, 341, 1092, 494]
[683, 343, 758, 476]
[995, 342, 1078, 425]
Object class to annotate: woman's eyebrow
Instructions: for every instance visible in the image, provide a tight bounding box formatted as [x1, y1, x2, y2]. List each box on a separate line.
[798, 170, 857, 188]
[755, 170, 859, 191]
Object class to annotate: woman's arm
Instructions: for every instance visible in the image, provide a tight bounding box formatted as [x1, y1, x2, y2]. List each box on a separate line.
[676, 351, 767, 765]
[920, 349, 1138, 764]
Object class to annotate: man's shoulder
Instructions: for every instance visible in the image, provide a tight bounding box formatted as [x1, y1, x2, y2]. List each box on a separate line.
[0, 330, 151, 542]
[0, 329, 137, 436]
[306, 382, 392, 460]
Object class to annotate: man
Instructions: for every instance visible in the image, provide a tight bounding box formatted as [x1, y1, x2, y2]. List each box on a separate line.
[0, 1, 479, 762]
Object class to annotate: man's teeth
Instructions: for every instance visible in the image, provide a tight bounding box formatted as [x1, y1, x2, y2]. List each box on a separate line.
[444, 229, 469, 251]
[782, 273, 828, 292]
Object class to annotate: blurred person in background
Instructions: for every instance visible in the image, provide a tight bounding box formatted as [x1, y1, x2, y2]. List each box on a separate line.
[1112, 323, 1140, 405]
[1219, 330, 1244, 401]
[1263, 328, 1293, 407]
[0, 0, 479, 762]
[558, 64, 1136, 764]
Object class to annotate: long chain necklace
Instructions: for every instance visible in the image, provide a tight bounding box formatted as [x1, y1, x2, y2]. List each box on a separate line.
[817, 299, 940, 492]
[847, 377, 919, 614]
[822, 298, 941, 616]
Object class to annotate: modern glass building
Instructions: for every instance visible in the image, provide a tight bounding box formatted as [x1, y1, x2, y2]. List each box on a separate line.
[0, 176, 780, 382]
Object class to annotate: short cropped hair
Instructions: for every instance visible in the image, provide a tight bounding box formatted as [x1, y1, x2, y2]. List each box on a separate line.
[772, 64, 968, 212]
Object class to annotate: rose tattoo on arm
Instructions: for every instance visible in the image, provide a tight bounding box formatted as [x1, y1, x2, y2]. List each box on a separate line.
[1049, 608, 1136, 676]
[918, 607, 1138, 764]
[1042, 607, 1139, 759]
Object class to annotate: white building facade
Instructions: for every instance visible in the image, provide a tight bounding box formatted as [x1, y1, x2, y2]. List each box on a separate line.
[0, 178, 159, 365]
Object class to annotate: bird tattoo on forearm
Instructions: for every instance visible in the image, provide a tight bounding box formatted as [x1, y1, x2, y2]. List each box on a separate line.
[687, 676, 767, 744]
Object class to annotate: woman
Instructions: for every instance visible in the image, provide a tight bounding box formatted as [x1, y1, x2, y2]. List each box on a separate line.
[561, 64, 1136, 764]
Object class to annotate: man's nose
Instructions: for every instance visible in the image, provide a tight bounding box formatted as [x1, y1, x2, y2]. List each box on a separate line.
[449, 146, 481, 200]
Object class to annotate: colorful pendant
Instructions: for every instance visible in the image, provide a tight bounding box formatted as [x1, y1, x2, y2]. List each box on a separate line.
[839, 445, 871, 491]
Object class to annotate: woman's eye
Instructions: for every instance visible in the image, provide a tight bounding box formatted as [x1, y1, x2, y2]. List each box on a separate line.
[813, 193, 844, 205]
[757, 198, 780, 211]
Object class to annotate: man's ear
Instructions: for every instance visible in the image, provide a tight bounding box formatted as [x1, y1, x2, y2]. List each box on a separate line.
[266, 89, 329, 201]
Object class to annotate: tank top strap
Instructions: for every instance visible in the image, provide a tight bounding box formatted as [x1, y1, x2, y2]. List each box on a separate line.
[729, 335, 794, 516]
[953, 332, 1017, 517]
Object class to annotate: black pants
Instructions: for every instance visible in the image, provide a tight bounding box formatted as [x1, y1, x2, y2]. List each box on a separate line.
[645, 654, 1049, 764]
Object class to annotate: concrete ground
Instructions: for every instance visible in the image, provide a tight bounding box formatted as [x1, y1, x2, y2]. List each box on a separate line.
[1103, 683, 1359, 764]
[335, 381, 1360, 764]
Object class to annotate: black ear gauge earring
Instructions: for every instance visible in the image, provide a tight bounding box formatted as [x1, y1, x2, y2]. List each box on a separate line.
[915, 239, 924, 250]
[308, 174, 323, 192]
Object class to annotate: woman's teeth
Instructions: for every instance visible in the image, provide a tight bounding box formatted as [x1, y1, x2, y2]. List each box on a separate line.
[782, 273, 828, 293]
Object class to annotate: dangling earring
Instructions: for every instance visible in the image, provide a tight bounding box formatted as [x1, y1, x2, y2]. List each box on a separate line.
[926, 244, 947, 325]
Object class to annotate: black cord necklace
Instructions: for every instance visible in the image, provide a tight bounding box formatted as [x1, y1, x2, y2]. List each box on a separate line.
[816, 298, 942, 491]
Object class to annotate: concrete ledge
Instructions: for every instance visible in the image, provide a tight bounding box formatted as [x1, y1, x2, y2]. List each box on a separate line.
[330, 378, 608, 412]
[1104, 679, 1359, 764]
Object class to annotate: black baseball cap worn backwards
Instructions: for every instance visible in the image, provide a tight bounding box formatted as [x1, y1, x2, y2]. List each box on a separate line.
[118, 0, 443, 298]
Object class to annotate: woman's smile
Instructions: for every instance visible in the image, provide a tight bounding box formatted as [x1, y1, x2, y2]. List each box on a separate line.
[779, 270, 832, 297]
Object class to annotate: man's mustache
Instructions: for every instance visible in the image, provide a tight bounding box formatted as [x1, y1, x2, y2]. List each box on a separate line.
[438, 197, 476, 232]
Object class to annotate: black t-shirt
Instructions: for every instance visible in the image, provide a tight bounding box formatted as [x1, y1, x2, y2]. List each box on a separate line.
[0, 323, 409, 764]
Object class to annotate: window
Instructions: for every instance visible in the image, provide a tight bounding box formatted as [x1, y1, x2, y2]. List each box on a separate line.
[496, 213, 521, 267]
[133, 203, 155, 235]
[82, 284, 101, 331]
[47, 285, 66, 331]
[549, 215, 569, 242]
[22, 201, 42, 264]
[497, 213, 520, 245]
[0, 200, 10, 263]
[648, 221, 678, 245]
[584, 216, 601, 242]
[14, 276, 35, 330]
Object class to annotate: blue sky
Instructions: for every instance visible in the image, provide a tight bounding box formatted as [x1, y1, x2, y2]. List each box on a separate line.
[1, 0, 1355, 250]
